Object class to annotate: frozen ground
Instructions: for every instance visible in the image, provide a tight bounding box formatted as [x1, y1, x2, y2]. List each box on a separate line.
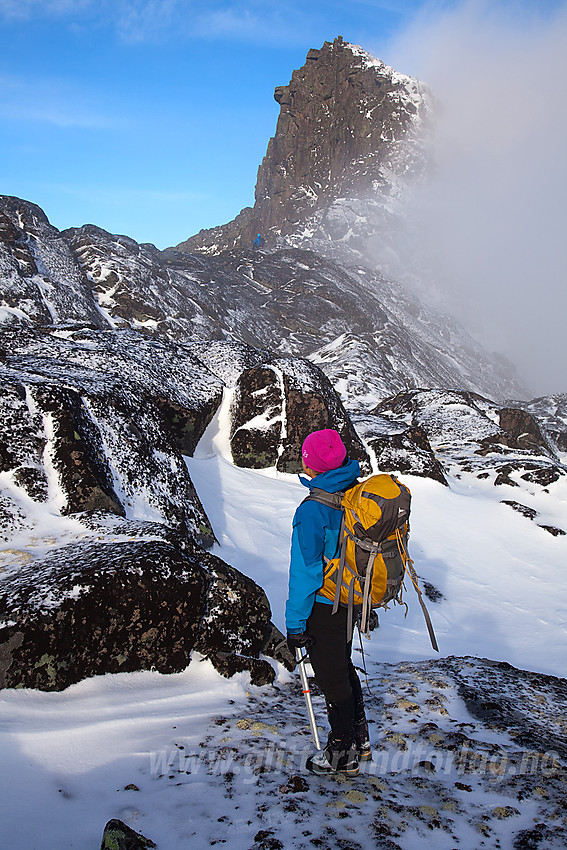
[1, 413, 566, 849]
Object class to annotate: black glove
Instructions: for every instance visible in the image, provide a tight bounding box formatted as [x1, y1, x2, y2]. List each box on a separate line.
[286, 631, 314, 656]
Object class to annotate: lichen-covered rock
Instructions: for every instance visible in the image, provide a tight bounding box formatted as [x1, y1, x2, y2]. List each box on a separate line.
[192, 549, 274, 662]
[0, 521, 287, 691]
[184, 653, 567, 849]
[0, 536, 207, 690]
[100, 819, 156, 850]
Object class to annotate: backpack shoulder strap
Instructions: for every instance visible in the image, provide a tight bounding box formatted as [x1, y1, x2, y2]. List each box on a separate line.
[302, 488, 345, 511]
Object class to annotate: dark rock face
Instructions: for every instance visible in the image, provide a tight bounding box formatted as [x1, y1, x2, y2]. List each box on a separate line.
[478, 407, 552, 455]
[230, 357, 370, 474]
[524, 393, 567, 454]
[500, 500, 539, 520]
[277, 359, 370, 474]
[179, 38, 432, 253]
[32, 382, 125, 516]
[230, 366, 283, 469]
[192, 548, 274, 665]
[0, 521, 287, 691]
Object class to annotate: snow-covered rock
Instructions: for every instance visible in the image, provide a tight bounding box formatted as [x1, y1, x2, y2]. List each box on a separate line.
[356, 417, 448, 485]
[0, 326, 222, 543]
[230, 357, 370, 473]
[0, 518, 287, 691]
[0, 196, 106, 329]
[372, 389, 566, 491]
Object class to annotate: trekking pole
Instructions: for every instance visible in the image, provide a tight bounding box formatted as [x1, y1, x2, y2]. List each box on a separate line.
[295, 648, 321, 750]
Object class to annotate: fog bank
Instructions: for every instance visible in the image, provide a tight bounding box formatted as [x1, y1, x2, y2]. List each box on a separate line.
[382, 1, 567, 397]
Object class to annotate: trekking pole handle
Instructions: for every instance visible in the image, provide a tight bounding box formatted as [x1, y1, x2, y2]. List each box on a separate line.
[295, 648, 321, 750]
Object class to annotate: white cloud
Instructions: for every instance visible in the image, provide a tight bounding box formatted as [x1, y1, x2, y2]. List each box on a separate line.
[113, 0, 184, 43]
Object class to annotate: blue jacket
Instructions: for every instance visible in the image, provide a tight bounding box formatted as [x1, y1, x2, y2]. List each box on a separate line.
[285, 458, 360, 633]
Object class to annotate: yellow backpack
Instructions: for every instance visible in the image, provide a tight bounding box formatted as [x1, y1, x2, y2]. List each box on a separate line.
[306, 474, 438, 649]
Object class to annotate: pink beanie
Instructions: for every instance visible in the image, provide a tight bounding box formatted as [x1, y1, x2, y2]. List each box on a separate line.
[302, 429, 347, 473]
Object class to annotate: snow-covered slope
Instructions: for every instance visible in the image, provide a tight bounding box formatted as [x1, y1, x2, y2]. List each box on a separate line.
[1, 194, 528, 407]
[1, 425, 566, 849]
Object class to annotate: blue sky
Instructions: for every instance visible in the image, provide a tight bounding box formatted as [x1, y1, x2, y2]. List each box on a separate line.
[0, 0, 565, 250]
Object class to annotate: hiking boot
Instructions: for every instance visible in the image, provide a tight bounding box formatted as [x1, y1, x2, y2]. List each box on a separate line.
[306, 741, 359, 777]
[355, 719, 372, 762]
[308, 696, 359, 775]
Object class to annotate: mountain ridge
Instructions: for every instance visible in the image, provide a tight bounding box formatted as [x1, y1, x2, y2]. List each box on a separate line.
[177, 36, 433, 257]
[0, 193, 526, 404]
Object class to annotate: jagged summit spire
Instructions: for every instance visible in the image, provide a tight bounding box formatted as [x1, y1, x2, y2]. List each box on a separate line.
[177, 38, 432, 256]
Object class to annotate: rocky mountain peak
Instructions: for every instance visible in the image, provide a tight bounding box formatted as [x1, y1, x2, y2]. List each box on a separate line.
[178, 37, 432, 254]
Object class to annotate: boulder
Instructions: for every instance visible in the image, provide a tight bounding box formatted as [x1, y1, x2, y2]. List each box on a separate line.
[0, 326, 224, 545]
[0, 536, 206, 690]
[523, 393, 567, 454]
[100, 819, 156, 850]
[477, 407, 553, 455]
[0, 520, 288, 691]
[367, 425, 448, 485]
[230, 357, 370, 474]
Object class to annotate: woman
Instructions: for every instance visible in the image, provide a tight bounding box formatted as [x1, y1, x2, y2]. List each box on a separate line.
[286, 428, 370, 776]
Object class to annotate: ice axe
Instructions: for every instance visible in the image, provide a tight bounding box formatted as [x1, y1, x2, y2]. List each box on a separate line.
[295, 647, 321, 750]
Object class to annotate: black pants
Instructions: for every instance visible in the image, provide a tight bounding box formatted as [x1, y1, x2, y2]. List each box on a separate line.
[306, 601, 366, 722]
